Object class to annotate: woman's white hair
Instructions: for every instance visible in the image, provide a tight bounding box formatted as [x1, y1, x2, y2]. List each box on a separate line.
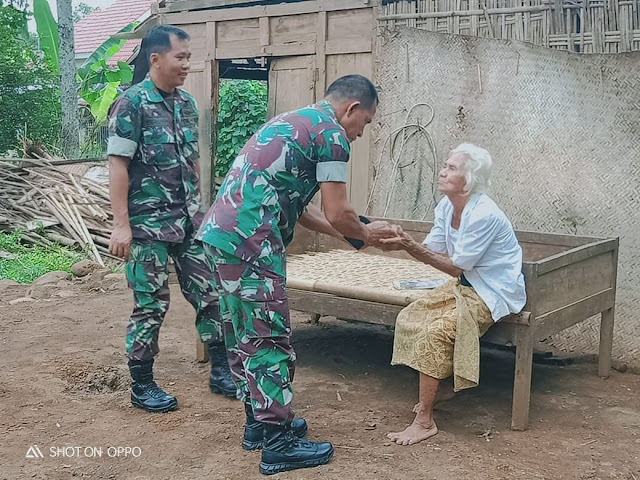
[451, 143, 493, 195]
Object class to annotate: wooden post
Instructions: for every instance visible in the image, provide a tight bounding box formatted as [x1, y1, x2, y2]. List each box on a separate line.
[204, 21, 218, 207]
[599, 238, 617, 378]
[511, 262, 537, 431]
[598, 307, 614, 378]
[259, 17, 270, 46]
[315, 11, 327, 100]
[511, 322, 534, 430]
[197, 340, 210, 363]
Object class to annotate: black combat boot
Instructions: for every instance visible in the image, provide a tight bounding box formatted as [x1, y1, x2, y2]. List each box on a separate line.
[259, 423, 333, 475]
[208, 340, 237, 398]
[242, 401, 308, 451]
[128, 359, 178, 413]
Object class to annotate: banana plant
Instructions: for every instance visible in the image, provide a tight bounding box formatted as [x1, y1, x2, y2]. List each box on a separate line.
[32, 0, 137, 126]
[32, 0, 59, 74]
[76, 22, 137, 125]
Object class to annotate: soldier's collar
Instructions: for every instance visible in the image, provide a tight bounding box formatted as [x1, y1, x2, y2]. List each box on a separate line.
[141, 76, 165, 103]
[141, 75, 188, 104]
[317, 99, 336, 118]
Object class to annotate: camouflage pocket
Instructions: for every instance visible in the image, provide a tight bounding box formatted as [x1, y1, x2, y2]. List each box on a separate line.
[125, 243, 169, 293]
[239, 277, 291, 339]
[183, 129, 199, 158]
[141, 126, 178, 166]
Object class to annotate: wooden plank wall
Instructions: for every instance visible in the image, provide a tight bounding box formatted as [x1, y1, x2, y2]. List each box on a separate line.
[157, 0, 377, 210]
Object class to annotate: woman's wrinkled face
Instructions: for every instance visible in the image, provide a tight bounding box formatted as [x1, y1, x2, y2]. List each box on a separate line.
[437, 152, 467, 196]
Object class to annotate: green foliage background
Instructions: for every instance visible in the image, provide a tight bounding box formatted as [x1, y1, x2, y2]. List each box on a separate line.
[0, 231, 82, 283]
[216, 80, 267, 178]
[0, 3, 61, 153]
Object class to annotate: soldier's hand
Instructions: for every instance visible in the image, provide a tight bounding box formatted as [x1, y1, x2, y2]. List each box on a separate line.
[109, 224, 133, 260]
[377, 226, 414, 251]
[361, 223, 400, 250]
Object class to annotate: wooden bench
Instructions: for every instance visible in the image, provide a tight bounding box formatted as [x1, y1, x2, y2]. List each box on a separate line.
[282, 217, 619, 430]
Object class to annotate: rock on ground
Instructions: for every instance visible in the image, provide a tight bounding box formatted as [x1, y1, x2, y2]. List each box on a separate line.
[32, 271, 71, 285]
[71, 260, 102, 278]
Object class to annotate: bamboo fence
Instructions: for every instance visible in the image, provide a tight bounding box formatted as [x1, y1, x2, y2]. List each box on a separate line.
[380, 0, 640, 53]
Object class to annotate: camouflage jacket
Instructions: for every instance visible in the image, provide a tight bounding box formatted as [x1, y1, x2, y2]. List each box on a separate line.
[197, 100, 351, 276]
[107, 75, 203, 243]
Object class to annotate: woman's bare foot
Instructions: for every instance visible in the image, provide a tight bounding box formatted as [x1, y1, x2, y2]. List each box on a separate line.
[386, 420, 438, 446]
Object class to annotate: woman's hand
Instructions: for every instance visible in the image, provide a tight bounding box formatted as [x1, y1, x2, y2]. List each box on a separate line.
[364, 222, 401, 249]
[377, 226, 415, 251]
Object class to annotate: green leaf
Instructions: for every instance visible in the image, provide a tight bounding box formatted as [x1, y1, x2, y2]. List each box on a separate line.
[33, 0, 59, 74]
[117, 61, 133, 83]
[77, 21, 137, 79]
[105, 69, 122, 83]
[90, 82, 119, 125]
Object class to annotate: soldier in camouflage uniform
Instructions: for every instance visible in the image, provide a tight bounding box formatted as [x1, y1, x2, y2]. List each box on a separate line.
[197, 75, 398, 474]
[107, 25, 235, 413]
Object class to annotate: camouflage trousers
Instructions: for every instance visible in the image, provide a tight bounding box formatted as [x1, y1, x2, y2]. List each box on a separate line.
[206, 245, 295, 426]
[125, 232, 222, 361]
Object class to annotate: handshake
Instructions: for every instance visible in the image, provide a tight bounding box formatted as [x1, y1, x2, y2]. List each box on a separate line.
[345, 216, 413, 252]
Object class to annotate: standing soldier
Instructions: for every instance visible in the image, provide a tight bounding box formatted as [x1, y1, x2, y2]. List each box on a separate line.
[107, 25, 235, 413]
[197, 75, 398, 474]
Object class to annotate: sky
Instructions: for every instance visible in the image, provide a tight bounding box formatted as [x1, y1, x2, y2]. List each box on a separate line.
[26, 0, 118, 30]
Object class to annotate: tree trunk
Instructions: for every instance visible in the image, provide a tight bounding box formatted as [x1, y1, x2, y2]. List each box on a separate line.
[57, 0, 80, 158]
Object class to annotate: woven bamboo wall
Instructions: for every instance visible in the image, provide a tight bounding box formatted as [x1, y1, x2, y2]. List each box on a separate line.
[380, 0, 640, 53]
[370, 27, 640, 365]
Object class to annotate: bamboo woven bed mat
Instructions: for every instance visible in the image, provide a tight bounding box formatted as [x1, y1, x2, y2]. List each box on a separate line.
[286, 249, 451, 306]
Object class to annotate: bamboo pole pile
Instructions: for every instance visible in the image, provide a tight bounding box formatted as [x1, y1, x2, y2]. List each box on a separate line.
[0, 157, 115, 266]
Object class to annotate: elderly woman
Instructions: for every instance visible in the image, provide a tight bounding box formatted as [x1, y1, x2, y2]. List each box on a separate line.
[380, 143, 526, 446]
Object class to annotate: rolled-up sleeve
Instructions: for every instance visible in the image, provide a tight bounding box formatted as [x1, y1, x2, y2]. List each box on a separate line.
[314, 128, 350, 183]
[423, 199, 447, 253]
[451, 214, 500, 271]
[107, 95, 141, 159]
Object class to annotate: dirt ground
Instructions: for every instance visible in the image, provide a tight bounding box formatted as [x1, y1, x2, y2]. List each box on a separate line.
[1, 275, 639, 480]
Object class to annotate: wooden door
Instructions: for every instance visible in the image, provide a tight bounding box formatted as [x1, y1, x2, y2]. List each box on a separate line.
[182, 60, 217, 206]
[268, 56, 316, 117]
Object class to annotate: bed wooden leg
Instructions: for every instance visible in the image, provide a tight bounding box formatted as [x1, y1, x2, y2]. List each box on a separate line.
[310, 313, 321, 325]
[511, 324, 534, 431]
[197, 337, 209, 363]
[598, 307, 614, 378]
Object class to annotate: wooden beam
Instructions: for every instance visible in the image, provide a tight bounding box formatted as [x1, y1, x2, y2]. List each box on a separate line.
[536, 239, 617, 275]
[215, 42, 315, 59]
[288, 289, 401, 326]
[535, 288, 615, 340]
[325, 38, 372, 55]
[161, 0, 375, 23]
[501, 311, 531, 326]
[514, 230, 600, 247]
[378, 5, 550, 21]
[113, 16, 160, 39]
